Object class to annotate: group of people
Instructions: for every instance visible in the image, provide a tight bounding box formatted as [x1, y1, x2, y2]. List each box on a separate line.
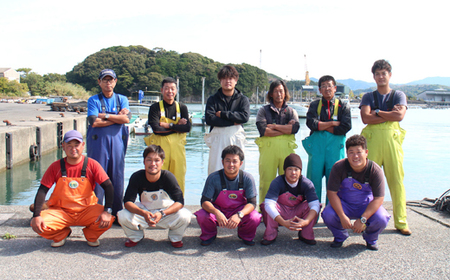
[30, 59, 411, 251]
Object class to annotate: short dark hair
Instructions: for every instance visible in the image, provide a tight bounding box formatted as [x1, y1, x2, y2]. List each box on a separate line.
[161, 77, 177, 88]
[267, 79, 290, 103]
[371, 59, 392, 74]
[346, 134, 367, 150]
[143, 145, 165, 160]
[318, 75, 336, 87]
[221, 145, 244, 162]
[217, 65, 239, 80]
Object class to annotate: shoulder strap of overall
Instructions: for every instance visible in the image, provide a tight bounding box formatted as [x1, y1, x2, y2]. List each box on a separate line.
[98, 93, 106, 113]
[387, 90, 396, 111]
[219, 169, 227, 189]
[81, 156, 88, 178]
[333, 99, 340, 118]
[115, 93, 121, 113]
[159, 100, 166, 118]
[364, 160, 373, 184]
[372, 91, 379, 110]
[316, 99, 323, 116]
[238, 170, 244, 190]
[345, 159, 352, 178]
[60, 158, 67, 177]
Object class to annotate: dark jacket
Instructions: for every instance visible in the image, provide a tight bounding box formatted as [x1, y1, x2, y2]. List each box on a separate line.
[306, 97, 352, 136]
[205, 88, 250, 131]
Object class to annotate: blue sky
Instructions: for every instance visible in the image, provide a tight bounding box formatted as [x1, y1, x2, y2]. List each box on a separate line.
[1, 0, 447, 84]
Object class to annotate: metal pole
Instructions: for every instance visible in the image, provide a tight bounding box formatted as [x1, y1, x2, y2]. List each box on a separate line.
[201, 77, 205, 115]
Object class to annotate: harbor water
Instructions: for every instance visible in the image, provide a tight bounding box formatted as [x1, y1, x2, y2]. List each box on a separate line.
[1, 105, 449, 206]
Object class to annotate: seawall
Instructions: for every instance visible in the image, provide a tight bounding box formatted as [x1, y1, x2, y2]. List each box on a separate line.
[0, 103, 87, 171]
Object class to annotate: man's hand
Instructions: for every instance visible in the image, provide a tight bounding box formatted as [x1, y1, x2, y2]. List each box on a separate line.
[339, 215, 353, 229]
[215, 210, 228, 228]
[352, 219, 367, 233]
[225, 214, 241, 229]
[178, 118, 187, 125]
[215, 111, 221, 118]
[288, 216, 309, 231]
[118, 108, 130, 115]
[143, 211, 161, 227]
[31, 216, 46, 234]
[159, 122, 170, 129]
[96, 211, 112, 228]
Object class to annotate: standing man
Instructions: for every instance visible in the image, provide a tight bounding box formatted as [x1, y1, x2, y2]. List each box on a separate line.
[322, 135, 391, 250]
[30, 130, 114, 247]
[205, 65, 250, 174]
[303, 75, 352, 204]
[260, 154, 320, 246]
[117, 145, 191, 248]
[145, 77, 191, 193]
[195, 145, 261, 246]
[360, 59, 410, 235]
[87, 69, 130, 217]
[255, 79, 299, 204]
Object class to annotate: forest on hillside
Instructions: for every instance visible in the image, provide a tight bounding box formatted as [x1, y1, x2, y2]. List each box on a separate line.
[66, 45, 271, 101]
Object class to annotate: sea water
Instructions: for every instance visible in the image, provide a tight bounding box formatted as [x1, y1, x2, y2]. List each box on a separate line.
[1, 105, 449, 205]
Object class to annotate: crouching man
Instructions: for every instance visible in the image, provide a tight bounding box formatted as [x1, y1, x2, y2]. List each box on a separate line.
[117, 145, 191, 248]
[195, 145, 261, 246]
[260, 153, 321, 246]
[322, 135, 391, 250]
[30, 130, 114, 248]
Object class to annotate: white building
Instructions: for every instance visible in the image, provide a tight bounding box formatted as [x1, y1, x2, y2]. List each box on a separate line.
[0, 68, 20, 82]
[417, 89, 450, 102]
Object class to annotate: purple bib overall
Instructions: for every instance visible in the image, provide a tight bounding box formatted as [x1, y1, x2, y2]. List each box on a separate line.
[322, 162, 390, 244]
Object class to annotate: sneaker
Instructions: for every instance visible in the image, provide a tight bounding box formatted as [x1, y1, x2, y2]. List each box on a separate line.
[87, 240, 100, 247]
[366, 242, 379, 251]
[242, 239, 255, 246]
[125, 239, 139, 247]
[171, 241, 184, 248]
[51, 229, 71, 248]
[330, 240, 343, 248]
[397, 228, 412, 236]
[238, 235, 255, 246]
[200, 235, 216, 246]
[298, 232, 316, 245]
[260, 238, 276, 246]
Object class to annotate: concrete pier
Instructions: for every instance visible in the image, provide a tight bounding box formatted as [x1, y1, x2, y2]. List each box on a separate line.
[0, 103, 87, 171]
[0, 203, 449, 279]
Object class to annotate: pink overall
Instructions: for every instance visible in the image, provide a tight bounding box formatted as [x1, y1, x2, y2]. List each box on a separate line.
[261, 192, 318, 241]
[195, 189, 261, 242]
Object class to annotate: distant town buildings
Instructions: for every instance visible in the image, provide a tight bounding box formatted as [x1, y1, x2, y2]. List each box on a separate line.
[0, 68, 20, 82]
[417, 89, 450, 102]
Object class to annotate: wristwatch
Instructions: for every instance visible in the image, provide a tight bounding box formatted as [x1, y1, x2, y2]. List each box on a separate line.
[104, 113, 110, 120]
[360, 216, 367, 224]
[375, 109, 380, 116]
[159, 210, 166, 218]
[105, 208, 113, 214]
[237, 211, 244, 219]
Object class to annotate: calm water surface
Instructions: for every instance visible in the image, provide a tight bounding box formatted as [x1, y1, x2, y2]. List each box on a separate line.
[1, 105, 449, 205]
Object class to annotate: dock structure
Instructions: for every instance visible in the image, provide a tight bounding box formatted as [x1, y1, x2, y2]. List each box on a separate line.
[0, 103, 87, 171]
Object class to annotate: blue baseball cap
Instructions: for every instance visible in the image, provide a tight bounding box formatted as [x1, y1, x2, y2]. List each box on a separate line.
[98, 69, 117, 80]
[63, 130, 83, 143]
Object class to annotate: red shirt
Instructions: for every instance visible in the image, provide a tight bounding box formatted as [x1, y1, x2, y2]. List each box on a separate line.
[40, 156, 109, 190]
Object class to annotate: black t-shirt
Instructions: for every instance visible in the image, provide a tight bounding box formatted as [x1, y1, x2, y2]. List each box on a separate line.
[123, 170, 184, 204]
[148, 100, 191, 136]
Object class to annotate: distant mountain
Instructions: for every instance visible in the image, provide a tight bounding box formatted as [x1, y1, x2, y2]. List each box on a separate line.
[407, 77, 450, 87]
[336, 79, 376, 91]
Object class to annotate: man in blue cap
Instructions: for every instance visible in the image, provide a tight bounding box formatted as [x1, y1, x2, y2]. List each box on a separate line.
[87, 69, 130, 217]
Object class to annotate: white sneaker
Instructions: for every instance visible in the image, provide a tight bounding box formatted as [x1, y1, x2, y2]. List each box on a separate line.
[51, 230, 71, 247]
[87, 240, 100, 247]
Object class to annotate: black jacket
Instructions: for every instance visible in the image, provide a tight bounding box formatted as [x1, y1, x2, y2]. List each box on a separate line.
[306, 97, 352, 136]
[205, 88, 250, 131]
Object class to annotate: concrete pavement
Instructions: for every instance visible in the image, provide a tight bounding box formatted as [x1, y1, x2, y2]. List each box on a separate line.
[0, 203, 449, 279]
